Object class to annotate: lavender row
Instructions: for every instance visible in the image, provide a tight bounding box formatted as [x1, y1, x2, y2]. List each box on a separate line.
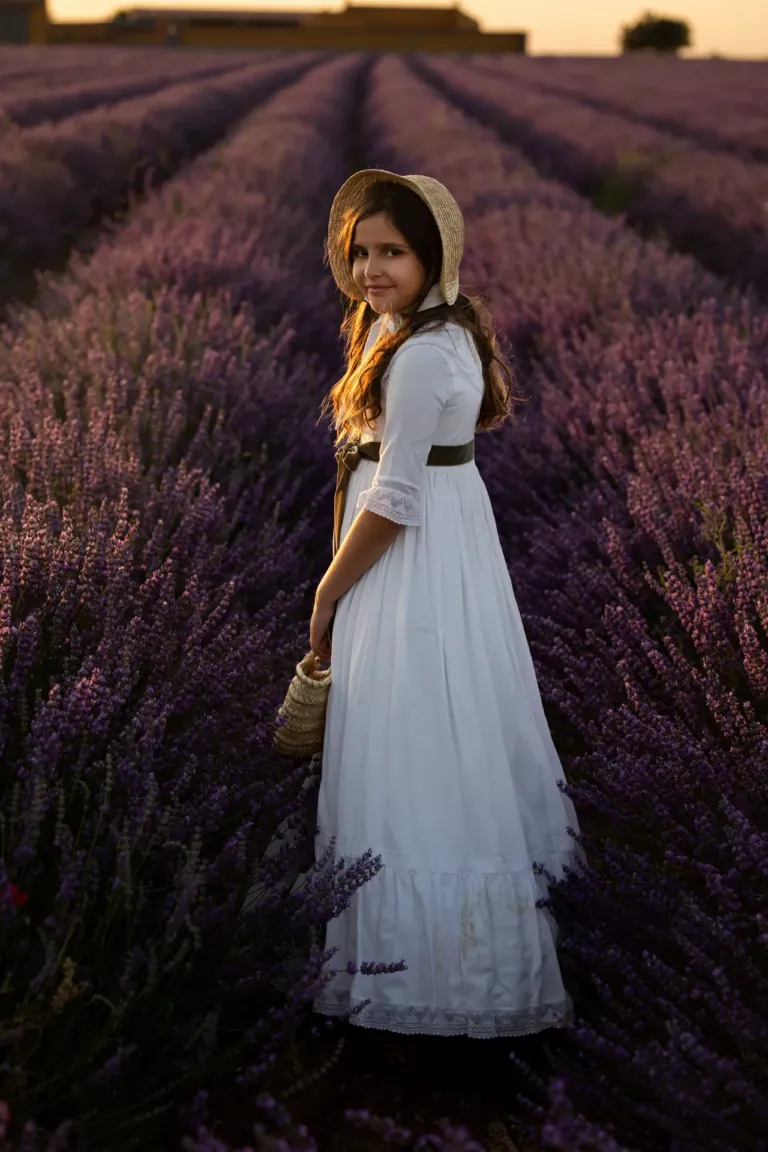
[0, 52, 479, 1149]
[363, 55, 756, 525]
[0, 53, 318, 293]
[367, 53, 765, 720]
[522, 352, 768, 1152]
[0, 47, 157, 90]
[363, 62, 764, 660]
[367, 55, 768, 1151]
[498, 55, 768, 105]
[0, 54, 380, 1150]
[466, 54, 768, 163]
[0, 46, 259, 88]
[0, 59, 249, 129]
[415, 54, 768, 296]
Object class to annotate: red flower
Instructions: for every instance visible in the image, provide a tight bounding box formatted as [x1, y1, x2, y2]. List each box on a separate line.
[0, 1098, 10, 1139]
[2, 883, 27, 907]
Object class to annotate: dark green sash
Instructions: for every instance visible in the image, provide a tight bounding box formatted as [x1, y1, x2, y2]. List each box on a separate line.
[333, 438, 475, 556]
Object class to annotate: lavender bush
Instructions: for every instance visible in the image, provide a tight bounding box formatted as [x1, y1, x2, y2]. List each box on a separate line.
[413, 54, 768, 296]
[465, 54, 768, 163]
[0, 48, 166, 91]
[0, 61, 247, 130]
[367, 54, 768, 1150]
[0, 54, 387, 1150]
[508, 382, 768, 1151]
[0, 47, 264, 89]
[365, 55, 762, 516]
[178, 1094, 490, 1152]
[0, 54, 317, 291]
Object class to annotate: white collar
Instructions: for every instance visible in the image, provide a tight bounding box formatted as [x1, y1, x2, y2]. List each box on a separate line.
[384, 281, 447, 333]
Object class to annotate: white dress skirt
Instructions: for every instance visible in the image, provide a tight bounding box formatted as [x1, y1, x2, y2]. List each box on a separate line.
[313, 291, 582, 1038]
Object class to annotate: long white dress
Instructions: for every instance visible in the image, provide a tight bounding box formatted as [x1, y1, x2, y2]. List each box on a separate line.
[313, 283, 582, 1038]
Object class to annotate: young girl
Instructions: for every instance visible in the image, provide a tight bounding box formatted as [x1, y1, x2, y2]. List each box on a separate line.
[308, 169, 582, 1038]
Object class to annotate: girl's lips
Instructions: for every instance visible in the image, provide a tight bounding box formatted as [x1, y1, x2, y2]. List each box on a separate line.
[367, 286, 391, 292]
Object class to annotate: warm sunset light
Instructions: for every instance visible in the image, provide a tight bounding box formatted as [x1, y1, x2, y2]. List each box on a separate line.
[43, 0, 767, 56]
[1, 0, 766, 1137]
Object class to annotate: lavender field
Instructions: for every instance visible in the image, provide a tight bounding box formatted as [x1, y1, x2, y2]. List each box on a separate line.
[415, 54, 768, 294]
[463, 54, 768, 160]
[0, 48, 767, 1152]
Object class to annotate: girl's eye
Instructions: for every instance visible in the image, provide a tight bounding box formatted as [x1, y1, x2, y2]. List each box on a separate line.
[352, 248, 403, 257]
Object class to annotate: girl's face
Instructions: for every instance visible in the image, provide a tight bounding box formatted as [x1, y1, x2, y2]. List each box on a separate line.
[351, 212, 427, 316]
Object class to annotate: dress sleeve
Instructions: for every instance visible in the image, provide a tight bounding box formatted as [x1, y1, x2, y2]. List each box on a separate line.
[355, 340, 455, 527]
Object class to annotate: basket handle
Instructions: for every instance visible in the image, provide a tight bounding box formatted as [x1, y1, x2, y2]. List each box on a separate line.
[303, 649, 331, 676]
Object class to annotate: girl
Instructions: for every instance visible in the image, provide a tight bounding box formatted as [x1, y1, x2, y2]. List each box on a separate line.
[308, 169, 582, 1038]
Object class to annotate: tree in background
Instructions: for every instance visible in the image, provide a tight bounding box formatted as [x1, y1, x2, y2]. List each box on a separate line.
[619, 11, 692, 54]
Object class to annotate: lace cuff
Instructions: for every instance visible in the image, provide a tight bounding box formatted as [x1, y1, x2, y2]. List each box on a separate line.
[356, 484, 421, 527]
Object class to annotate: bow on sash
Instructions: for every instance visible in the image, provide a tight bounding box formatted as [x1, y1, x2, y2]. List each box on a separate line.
[333, 443, 361, 557]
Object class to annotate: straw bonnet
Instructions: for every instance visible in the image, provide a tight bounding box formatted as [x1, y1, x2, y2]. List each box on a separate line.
[327, 168, 464, 306]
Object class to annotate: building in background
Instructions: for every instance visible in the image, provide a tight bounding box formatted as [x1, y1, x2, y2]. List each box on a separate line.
[0, 0, 527, 51]
[0, 0, 47, 42]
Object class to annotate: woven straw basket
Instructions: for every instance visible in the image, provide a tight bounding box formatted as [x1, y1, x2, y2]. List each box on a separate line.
[274, 650, 332, 758]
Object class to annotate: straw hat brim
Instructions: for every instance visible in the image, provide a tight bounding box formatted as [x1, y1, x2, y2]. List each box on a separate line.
[327, 168, 464, 307]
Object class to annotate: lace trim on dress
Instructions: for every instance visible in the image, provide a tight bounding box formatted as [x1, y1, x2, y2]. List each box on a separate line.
[312, 988, 571, 1038]
[357, 485, 421, 527]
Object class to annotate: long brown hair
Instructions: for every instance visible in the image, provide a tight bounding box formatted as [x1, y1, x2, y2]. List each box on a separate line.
[320, 181, 524, 447]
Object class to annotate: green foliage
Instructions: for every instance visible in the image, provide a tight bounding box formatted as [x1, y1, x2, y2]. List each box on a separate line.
[620, 11, 692, 54]
[592, 151, 650, 214]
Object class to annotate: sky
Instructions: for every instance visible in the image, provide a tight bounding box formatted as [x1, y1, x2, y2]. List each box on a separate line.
[46, 0, 767, 58]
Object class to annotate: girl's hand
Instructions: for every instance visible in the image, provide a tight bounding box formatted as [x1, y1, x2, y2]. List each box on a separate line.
[310, 595, 336, 662]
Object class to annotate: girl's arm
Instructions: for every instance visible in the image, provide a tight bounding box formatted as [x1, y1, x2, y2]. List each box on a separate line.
[315, 510, 402, 608]
[315, 338, 455, 610]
